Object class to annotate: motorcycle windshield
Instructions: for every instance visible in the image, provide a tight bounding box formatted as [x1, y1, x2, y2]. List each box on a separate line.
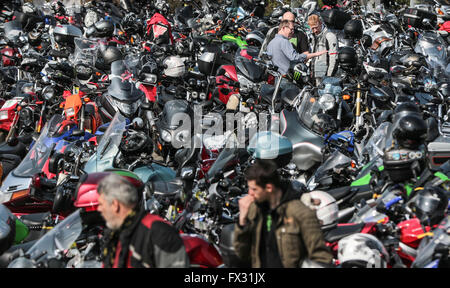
[349, 190, 397, 223]
[412, 215, 450, 268]
[71, 37, 99, 66]
[110, 60, 127, 76]
[206, 135, 239, 180]
[414, 34, 447, 71]
[296, 90, 326, 131]
[361, 121, 391, 163]
[4, 20, 23, 42]
[314, 151, 352, 180]
[13, 115, 70, 178]
[123, 54, 141, 78]
[25, 209, 83, 262]
[83, 113, 127, 173]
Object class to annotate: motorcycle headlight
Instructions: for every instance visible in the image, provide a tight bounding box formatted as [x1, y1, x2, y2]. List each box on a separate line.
[42, 87, 55, 101]
[318, 94, 335, 111]
[199, 92, 207, 100]
[143, 73, 157, 84]
[0, 110, 9, 121]
[111, 98, 140, 117]
[174, 129, 190, 144]
[66, 107, 76, 117]
[160, 129, 172, 143]
[191, 91, 198, 99]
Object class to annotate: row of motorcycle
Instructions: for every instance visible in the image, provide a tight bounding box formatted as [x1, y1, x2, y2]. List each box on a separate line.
[0, 0, 448, 268]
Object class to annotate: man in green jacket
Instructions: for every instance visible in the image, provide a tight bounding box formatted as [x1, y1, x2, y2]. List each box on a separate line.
[233, 160, 333, 268]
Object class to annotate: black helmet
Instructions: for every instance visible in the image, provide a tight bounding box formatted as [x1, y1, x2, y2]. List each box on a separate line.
[94, 20, 114, 38]
[394, 101, 422, 115]
[338, 46, 358, 70]
[344, 19, 363, 39]
[120, 130, 153, 156]
[312, 113, 337, 135]
[392, 102, 422, 124]
[98, 45, 123, 67]
[413, 186, 448, 226]
[392, 114, 428, 149]
[122, 12, 142, 35]
[245, 31, 265, 47]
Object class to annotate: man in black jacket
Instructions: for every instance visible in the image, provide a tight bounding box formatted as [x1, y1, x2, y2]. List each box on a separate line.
[97, 173, 189, 268]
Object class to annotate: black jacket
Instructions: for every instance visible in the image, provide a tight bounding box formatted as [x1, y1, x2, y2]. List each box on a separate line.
[102, 208, 189, 268]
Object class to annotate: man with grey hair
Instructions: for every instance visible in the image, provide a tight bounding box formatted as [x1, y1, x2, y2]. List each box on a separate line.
[97, 173, 189, 268]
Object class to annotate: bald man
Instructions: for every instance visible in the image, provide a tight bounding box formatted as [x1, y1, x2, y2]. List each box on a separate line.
[259, 11, 309, 58]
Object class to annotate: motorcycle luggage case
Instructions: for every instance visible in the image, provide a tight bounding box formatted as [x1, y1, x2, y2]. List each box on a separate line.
[402, 8, 437, 29]
[248, 131, 293, 168]
[320, 9, 351, 30]
[427, 136, 450, 171]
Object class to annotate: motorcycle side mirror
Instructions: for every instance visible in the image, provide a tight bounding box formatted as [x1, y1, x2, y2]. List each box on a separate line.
[422, 18, 431, 26]
[141, 102, 152, 110]
[132, 117, 144, 129]
[7, 137, 18, 146]
[180, 166, 195, 180]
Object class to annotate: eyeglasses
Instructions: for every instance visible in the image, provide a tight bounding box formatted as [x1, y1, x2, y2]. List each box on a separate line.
[285, 26, 294, 32]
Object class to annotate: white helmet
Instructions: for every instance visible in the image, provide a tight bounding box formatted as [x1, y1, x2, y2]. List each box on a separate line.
[163, 56, 185, 78]
[337, 233, 389, 268]
[301, 190, 338, 229]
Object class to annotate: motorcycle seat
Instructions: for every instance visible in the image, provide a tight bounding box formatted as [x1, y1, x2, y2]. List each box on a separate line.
[18, 212, 51, 227]
[281, 87, 300, 106]
[323, 223, 365, 243]
[0, 142, 27, 158]
[150, 178, 184, 198]
[326, 186, 352, 201]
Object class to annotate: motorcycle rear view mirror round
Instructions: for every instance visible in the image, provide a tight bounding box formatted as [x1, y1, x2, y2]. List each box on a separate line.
[132, 117, 144, 129]
[140, 102, 152, 110]
[180, 166, 195, 180]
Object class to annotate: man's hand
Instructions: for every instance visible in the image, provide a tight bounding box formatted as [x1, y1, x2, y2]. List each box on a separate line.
[238, 195, 255, 226]
[304, 50, 328, 60]
[316, 50, 328, 56]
